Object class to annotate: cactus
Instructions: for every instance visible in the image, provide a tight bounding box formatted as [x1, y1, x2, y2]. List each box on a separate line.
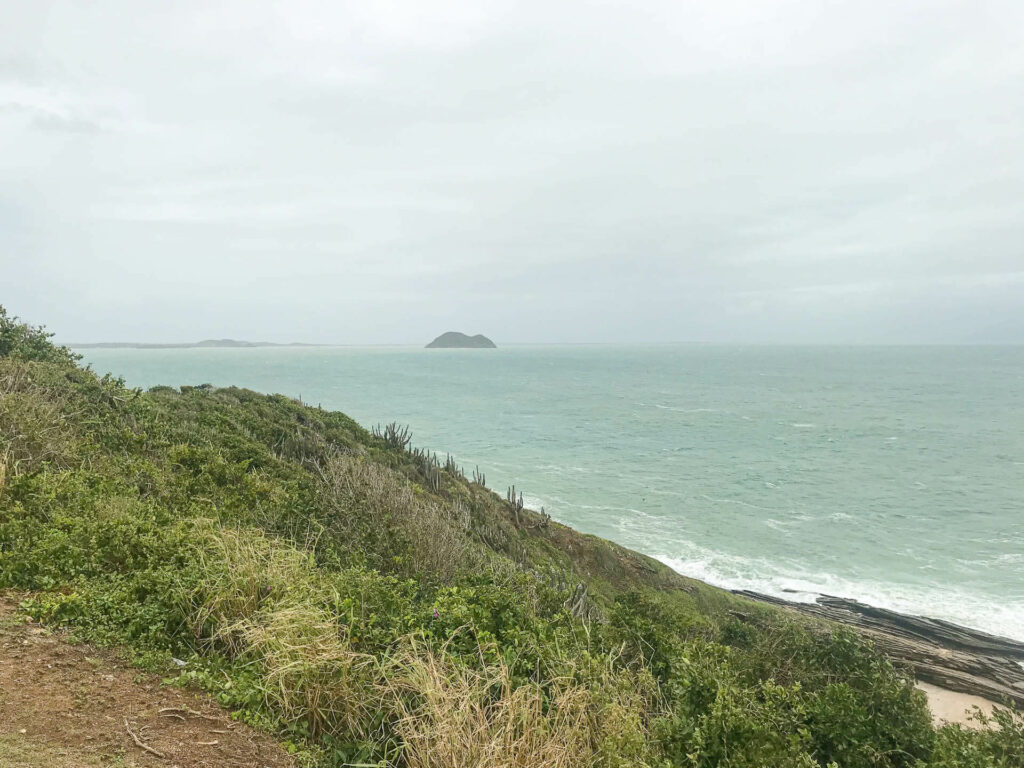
[444, 453, 464, 478]
[472, 465, 486, 486]
[425, 463, 440, 491]
[371, 422, 412, 451]
[412, 449, 441, 491]
[506, 485, 525, 526]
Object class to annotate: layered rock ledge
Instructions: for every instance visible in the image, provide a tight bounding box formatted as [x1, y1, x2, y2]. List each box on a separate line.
[735, 591, 1024, 708]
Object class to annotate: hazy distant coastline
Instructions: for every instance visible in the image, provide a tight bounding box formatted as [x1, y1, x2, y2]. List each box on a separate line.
[71, 339, 320, 350]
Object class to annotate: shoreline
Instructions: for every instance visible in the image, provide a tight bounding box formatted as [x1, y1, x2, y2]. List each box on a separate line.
[735, 590, 1024, 712]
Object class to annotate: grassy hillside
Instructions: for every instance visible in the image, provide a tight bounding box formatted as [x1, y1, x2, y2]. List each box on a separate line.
[1, 305, 1020, 767]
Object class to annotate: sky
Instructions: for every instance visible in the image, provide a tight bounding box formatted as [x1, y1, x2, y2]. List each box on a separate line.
[2, 1, 1023, 344]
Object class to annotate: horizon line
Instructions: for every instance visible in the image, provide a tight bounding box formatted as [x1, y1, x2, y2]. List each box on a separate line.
[64, 339, 1024, 349]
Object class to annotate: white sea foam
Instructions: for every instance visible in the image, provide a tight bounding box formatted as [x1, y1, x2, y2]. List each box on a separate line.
[655, 548, 1024, 641]
[519, 494, 558, 516]
[536, 464, 567, 474]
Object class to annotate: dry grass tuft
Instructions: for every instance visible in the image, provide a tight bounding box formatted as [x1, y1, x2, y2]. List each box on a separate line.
[239, 605, 378, 738]
[180, 525, 318, 654]
[386, 643, 654, 768]
[179, 525, 380, 738]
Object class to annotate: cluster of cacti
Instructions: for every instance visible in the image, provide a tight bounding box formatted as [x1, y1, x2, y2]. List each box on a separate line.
[509, 540, 529, 566]
[276, 424, 329, 467]
[409, 447, 442, 492]
[506, 485, 525, 526]
[424, 463, 440, 492]
[371, 421, 412, 451]
[502, 487, 552, 530]
[371, 422, 479, 492]
[368, 419, 537, 535]
[409, 446, 434, 464]
[443, 453, 464, 479]
[369, 418, 497, 501]
[506, 485, 524, 510]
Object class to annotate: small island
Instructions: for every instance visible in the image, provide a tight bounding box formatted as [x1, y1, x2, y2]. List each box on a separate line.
[425, 331, 496, 349]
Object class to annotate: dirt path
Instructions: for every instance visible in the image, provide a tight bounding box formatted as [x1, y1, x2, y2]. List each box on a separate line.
[0, 594, 295, 768]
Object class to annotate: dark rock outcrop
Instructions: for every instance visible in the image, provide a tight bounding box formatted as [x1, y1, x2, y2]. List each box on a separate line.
[425, 332, 496, 349]
[735, 591, 1024, 707]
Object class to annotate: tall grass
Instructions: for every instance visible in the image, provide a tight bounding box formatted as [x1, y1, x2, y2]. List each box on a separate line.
[179, 524, 319, 654]
[241, 605, 377, 739]
[386, 641, 656, 768]
[178, 525, 380, 738]
[389, 647, 592, 768]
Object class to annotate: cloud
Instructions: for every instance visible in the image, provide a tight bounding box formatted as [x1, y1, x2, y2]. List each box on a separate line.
[1, 0, 1022, 343]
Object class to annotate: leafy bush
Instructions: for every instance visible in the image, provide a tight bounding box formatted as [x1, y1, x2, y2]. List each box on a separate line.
[930, 708, 1024, 767]
[0, 306, 80, 366]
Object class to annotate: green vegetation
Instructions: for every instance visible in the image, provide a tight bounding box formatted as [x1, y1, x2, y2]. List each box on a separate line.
[0, 306, 1020, 767]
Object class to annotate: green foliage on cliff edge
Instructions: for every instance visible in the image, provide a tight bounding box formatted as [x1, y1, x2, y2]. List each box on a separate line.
[0, 306, 1019, 768]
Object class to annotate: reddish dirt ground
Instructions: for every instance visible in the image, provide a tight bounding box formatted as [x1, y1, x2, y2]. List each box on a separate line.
[0, 593, 295, 768]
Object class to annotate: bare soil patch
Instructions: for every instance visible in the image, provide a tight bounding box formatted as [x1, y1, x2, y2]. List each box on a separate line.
[0, 593, 295, 768]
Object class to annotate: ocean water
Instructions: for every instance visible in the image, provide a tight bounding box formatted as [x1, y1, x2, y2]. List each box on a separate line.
[77, 345, 1024, 640]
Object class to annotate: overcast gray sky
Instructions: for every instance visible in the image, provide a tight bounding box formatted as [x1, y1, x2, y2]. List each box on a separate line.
[2, 1, 1023, 344]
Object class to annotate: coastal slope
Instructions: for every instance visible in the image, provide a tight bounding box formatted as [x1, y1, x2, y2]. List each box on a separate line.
[1, 305, 1020, 768]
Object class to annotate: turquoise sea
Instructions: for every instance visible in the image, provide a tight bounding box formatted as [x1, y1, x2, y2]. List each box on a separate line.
[77, 345, 1024, 640]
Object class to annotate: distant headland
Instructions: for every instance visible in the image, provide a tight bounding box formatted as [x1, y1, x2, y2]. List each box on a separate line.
[425, 332, 496, 349]
[71, 339, 318, 349]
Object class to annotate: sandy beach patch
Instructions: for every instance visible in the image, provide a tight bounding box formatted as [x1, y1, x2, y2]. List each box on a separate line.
[917, 681, 998, 729]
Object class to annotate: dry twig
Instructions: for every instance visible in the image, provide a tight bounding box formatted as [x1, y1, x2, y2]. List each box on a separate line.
[124, 718, 166, 759]
[158, 706, 221, 722]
